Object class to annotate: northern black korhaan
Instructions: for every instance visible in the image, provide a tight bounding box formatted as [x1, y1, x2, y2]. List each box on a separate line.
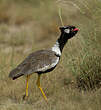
[9, 25, 79, 101]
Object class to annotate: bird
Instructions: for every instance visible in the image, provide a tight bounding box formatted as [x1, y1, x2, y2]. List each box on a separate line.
[9, 25, 79, 101]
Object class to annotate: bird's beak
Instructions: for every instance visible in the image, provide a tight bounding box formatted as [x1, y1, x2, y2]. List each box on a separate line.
[73, 28, 79, 32]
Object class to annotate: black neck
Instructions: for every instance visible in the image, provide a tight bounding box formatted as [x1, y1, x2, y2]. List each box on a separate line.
[57, 33, 68, 52]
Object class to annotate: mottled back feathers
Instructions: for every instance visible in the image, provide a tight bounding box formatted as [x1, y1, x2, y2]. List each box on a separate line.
[9, 49, 59, 79]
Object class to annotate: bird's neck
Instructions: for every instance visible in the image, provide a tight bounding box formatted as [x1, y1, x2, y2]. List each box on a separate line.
[52, 33, 68, 56]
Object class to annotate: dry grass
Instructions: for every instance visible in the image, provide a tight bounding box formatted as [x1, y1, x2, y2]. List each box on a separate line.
[0, 0, 101, 110]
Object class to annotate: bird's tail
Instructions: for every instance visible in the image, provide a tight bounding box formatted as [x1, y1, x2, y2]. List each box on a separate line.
[9, 68, 23, 80]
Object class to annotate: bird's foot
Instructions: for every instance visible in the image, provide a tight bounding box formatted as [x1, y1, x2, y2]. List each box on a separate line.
[23, 94, 29, 100]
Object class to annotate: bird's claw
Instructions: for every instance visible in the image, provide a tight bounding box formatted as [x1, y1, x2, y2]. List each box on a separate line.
[23, 94, 28, 100]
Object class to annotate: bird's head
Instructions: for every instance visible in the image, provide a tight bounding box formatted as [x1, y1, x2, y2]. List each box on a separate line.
[59, 25, 79, 39]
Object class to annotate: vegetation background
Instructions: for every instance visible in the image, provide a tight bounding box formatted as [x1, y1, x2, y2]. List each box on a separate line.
[0, 0, 101, 110]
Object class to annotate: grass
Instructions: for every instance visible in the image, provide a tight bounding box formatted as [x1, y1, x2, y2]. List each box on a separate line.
[0, 0, 101, 110]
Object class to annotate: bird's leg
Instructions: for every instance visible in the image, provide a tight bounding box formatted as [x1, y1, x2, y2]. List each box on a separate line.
[23, 75, 30, 99]
[37, 74, 48, 101]
[25, 75, 30, 97]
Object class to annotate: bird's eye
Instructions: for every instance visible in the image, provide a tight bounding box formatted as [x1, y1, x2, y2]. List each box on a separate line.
[64, 29, 70, 33]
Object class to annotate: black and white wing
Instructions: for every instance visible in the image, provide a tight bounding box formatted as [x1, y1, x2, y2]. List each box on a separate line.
[9, 49, 59, 80]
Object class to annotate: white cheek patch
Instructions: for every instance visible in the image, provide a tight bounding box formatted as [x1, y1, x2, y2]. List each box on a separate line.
[64, 29, 70, 33]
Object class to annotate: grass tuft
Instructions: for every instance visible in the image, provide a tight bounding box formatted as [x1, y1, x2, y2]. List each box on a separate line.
[76, 55, 101, 91]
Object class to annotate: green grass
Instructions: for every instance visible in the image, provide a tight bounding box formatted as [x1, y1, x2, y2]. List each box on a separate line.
[0, 0, 101, 110]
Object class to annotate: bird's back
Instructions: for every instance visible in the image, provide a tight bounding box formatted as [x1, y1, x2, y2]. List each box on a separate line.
[9, 49, 59, 80]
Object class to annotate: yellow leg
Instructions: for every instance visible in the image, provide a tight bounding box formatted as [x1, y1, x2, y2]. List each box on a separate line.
[25, 75, 30, 97]
[37, 74, 48, 101]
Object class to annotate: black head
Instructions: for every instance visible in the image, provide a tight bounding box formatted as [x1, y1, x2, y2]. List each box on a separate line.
[59, 25, 79, 39]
